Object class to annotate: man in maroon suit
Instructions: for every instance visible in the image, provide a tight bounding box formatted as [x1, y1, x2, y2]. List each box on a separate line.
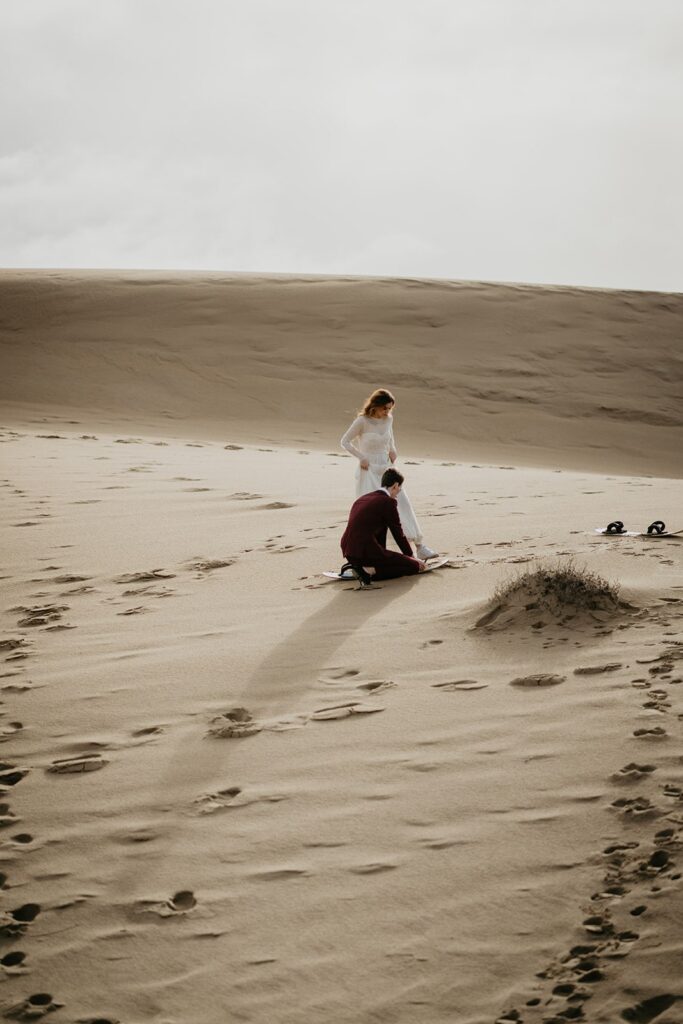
[340, 468, 426, 583]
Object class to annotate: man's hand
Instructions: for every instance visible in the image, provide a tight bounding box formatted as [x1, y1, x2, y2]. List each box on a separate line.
[416, 559, 427, 572]
[360, 459, 369, 470]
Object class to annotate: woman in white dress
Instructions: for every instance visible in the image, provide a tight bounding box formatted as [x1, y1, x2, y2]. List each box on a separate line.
[340, 388, 436, 560]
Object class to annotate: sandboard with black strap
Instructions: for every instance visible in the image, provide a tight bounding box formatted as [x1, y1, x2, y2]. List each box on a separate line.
[594, 520, 682, 538]
[323, 556, 450, 585]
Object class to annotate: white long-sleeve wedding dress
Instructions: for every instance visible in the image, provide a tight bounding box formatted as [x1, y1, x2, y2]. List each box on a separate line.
[340, 413, 423, 544]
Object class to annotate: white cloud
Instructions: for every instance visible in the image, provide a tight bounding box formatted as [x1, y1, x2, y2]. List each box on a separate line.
[1, 0, 682, 289]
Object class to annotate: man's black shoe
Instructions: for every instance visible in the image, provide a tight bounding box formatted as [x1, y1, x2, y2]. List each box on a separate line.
[343, 562, 374, 587]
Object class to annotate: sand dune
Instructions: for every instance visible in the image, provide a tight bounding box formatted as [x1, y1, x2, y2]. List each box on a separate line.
[0, 271, 682, 1023]
[1, 270, 681, 475]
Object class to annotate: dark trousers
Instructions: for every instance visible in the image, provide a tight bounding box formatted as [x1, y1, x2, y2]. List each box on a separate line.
[344, 526, 420, 581]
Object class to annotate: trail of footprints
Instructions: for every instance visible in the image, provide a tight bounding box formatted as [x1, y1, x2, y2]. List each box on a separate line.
[2, 443, 331, 1003]
[496, 637, 683, 1024]
[207, 668, 392, 738]
[0, 539, 245, 1018]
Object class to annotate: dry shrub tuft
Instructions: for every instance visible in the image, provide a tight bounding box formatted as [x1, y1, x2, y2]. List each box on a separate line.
[494, 560, 620, 612]
[477, 560, 624, 630]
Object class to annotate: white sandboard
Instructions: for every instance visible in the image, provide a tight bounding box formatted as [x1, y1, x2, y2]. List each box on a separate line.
[323, 556, 450, 581]
[594, 527, 682, 538]
[594, 528, 640, 537]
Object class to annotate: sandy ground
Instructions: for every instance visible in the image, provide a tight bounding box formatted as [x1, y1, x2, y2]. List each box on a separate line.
[0, 272, 682, 1024]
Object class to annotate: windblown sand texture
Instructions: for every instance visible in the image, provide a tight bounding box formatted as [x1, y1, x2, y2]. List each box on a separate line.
[0, 270, 682, 1024]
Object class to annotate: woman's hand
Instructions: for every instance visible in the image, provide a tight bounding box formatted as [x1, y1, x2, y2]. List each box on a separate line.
[389, 450, 397, 464]
[360, 459, 369, 470]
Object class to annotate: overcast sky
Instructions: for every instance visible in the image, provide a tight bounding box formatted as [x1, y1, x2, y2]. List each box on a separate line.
[1, 0, 681, 290]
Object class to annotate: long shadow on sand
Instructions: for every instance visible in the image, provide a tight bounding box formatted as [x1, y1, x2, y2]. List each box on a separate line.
[239, 575, 420, 719]
[115, 575, 420, 896]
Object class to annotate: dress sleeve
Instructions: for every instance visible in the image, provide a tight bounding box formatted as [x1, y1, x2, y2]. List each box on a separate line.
[388, 419, 397, 461]
[341, 416, 364, 460]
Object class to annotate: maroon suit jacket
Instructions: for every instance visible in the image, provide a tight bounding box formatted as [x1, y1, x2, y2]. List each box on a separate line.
[341, 489, 413, 563]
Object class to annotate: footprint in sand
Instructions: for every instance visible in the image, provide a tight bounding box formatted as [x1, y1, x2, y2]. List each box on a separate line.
[0, 767, 29, 788]
[612, 763, 657, 782]
[186, 558, 234, 573]
[310, 702, 385, 721]
[9, 833, 33, 845]
[0, 723, 23, 742]
[251, 867, 308, 881]
[420, 639, 444, 649]
[1, 950, 27, 970]
[0, 904, 41, 937]
[648, 848, 673, 870]
[168, 890, 196, 912]
[46, 754, 109, 774]
[121, 585, 174, 598]
[131, 725, 164, 738]
[224, 444, 243, 450]
[510, 673, 565, 687]
[574, 663, 623, 675]
[15, 604, 68, 628]
[433, 680, 488, 691]
[194, 787, 242, 814]
[633, 726, 668, 739]
[75, 1018, 119, 1024]
[603, 839, 640, 854]
[3, 992, 63, 1019]
[259, 501, 295, 510]
[0, 640, 30, 655]
[356, 680, 396, 694]
[348, 862, 397, 875]
[611, 796, 660, 818]
[621, 995, 680, 1023]
[195, 787, 285, 814]
[0, 682, 32, 696]
[137, 891, 197, 917]
[113, 828, 159, 845]
[114, 569, 175, 584]
[629, 904, 648, 916]
[323, 667, 360, 680]
[0, 674, 33, 692]
[0, 803, 19, 828]
[581, 912, 614, 937]
[208, 708, 262, 738]
[117, 606, 151, 616]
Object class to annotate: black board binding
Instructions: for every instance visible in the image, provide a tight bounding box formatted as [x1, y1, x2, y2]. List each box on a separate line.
[340, 562, 374, 588]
